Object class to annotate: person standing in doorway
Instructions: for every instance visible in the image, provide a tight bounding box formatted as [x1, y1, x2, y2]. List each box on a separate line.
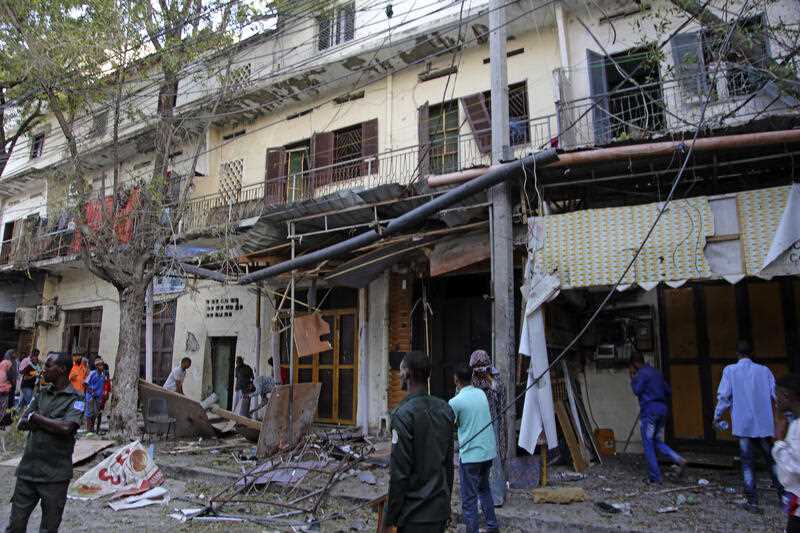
[450, 364, 498, 533]
[163, 357, 191, 395]
[383, 352, 454, 533]
[84, 358, 107, 433]
[5, 352, 83, 533]
[773, 374, 800, 533]
[629, 352, 687, 484]
[18, 350, 40, 409]
[469, 350, 507, 507]
[714, 339, 783, 514]
[233, 357, 255, 417]
[68, 354, 87, 396]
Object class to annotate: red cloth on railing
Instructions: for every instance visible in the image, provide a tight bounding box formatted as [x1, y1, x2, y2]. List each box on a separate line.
[70, 188, 140, 253]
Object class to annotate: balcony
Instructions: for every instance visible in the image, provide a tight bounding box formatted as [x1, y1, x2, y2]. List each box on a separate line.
[554, 65, 797, 150]
[181, 114, 557, 234]
[0, 228, 76, 268]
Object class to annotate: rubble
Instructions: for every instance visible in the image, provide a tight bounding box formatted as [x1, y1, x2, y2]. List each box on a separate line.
[531, 487, 587, 504]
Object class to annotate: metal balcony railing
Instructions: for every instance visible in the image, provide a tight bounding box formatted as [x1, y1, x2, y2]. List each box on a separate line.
[0, 228, 76, 267]
[181, 114, 557, 233]
[554, 66, 796, 150]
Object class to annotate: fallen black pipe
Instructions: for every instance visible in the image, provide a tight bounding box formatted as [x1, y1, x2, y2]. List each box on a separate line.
[180, 262, 228, 283]
[237, 148, 559, 285]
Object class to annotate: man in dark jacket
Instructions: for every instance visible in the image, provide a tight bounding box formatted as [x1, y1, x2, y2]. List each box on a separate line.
[5, 352, 82, 533]
[384, 351, 455, 533]
[629, 352, 687, 484]
[233, 357, 255, 417]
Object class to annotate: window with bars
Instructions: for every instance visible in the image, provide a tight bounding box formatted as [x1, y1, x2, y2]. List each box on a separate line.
[219, 159, 244, 204]
[429, 101, 459, 175]
[89, 110, 108, 139]
[702, 14, 768, 97]
[30, 133, 45, 159]
[481, 81, 531, 145]
[228, 63, 253, 93]
[317, 2, 355, 51]
[332, 125, 362, 181]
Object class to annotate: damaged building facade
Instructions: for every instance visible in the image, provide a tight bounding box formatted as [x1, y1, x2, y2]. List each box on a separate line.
[1, 0, 799, 452]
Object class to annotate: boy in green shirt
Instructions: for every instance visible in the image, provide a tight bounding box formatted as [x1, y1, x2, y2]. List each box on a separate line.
[449, 364, 498, 533]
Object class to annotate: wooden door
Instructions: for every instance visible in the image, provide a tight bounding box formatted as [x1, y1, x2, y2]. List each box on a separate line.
[661, 279, 797, 444]
[62, 307, 103, 359]
[139, 300, 177, 385]
[285, 309, 358, 425]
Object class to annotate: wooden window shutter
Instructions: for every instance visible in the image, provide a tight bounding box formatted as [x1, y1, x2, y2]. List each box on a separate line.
[360, 119, 379, 176]
[461, 93, 492, 154]
[417, 103, 430, 177]
[264, 147, 286, 206]
[312, 132, 334, 186]
[587, 49, 612, 146]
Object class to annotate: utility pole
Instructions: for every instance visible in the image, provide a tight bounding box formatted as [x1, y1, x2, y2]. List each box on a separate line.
[489, 0, 516, 463]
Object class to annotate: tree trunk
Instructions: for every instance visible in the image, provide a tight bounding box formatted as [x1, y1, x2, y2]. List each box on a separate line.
[108, 283, 146, 439]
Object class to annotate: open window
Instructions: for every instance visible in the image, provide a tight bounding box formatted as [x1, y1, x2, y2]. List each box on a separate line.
[30, 133, 45, 159]
[587, 46, 665, 145]
[317, 2, 355, 51]
[460, 81, 530, 154]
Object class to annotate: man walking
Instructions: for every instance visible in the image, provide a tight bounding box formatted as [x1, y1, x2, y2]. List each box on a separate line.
[714, 340, 782, 514]
[163, 357, 191, 395]
[450, 364, 498, 533]
[629, 352, 687, 484]
[233, 357, 255, 417]
[383, 352, 454, 533]
[5, 352, 83, 533]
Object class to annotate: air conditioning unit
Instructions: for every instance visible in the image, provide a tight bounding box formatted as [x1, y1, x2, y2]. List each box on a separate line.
[36, 304, 60, 325]
[14, 308, 36, 330]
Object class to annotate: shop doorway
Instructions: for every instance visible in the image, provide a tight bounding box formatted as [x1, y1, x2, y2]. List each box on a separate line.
[661, 278, 799, 444]
[210, 337, 237, 411]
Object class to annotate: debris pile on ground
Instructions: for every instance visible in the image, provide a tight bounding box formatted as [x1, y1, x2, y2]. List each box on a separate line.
[179, 427, 381, 527]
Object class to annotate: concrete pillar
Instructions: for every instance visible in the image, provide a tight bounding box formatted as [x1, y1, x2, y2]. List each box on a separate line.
[366, 272, 390, 434]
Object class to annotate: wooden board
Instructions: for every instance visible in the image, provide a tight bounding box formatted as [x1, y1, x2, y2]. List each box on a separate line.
[555, 400, 587, 473]
[138, 379, 217, 438]
[0, 438, 114, 468]
[257, 383, 322, 458]
[428, 231, 490, 277]
[293, 313, 332, 357]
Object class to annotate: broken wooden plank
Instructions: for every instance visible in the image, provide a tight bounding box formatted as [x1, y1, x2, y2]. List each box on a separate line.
[555, 400, 587, 473]
[208, 405, 261, 432]
[428, 231, 490, 277]
[257, 383, 322, 458]
[293, 313, 332, 357]
[138, 380, 217, 438]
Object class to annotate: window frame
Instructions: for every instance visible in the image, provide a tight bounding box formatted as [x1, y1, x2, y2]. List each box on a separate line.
[428, 100, 460, 175]
[30, 133, 45, 160]
[317, 1, 355, 51]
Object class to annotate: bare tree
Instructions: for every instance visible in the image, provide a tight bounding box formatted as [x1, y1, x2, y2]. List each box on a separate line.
[2, 0, 256, 437]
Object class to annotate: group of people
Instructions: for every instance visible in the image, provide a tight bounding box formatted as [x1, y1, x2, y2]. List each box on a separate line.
[629, 340, 800, 531]
[0, 349, 110, 434]
[384, 350, 506, 533]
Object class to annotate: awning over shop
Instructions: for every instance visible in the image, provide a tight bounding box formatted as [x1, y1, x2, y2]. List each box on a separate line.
[532, 184, 796, 290]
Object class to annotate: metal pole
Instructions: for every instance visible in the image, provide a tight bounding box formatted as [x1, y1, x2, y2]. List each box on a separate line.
[288, 222, 296, 447]
[145, 282, 154, 383]
[489, 0, 517, 463]
[255, 283, 262, 375]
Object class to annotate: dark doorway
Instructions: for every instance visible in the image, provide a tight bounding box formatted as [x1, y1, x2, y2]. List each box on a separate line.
[425, 274, 492, 400]
[139, 300, 177, 385]
[210, 337, 237, 410]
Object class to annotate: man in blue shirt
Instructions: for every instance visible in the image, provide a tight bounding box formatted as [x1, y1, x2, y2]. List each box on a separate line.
[84, 358, 107, 433]
[629, 352, 686, 484]
[449, 364, 498, 533]
[714, 340, 782, 514]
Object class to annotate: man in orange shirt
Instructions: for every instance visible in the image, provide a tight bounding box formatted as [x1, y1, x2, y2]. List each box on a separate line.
[68, 354, 88, 394]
